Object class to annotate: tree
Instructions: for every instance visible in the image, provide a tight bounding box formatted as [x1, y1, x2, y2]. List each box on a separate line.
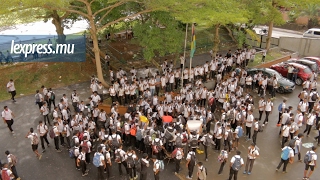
[299, 3, 320, 28]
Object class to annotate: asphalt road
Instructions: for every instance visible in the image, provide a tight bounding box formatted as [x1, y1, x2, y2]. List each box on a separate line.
[253, 26, 304, 38]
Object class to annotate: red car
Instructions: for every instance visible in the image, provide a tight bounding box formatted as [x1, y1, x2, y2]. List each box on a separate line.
[300, 57, 320, 71]
[270, 62, 312, 85]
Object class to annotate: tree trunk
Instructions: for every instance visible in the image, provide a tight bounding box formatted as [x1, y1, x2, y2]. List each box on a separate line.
[51, 10, 66, 44]
[213, 24, 220, 55]
[224, 25, 237, 43]
[265, 20, 274, 51]
[87, 14, 109, 88]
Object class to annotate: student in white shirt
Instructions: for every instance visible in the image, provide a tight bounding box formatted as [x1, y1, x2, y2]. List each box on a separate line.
[245, 110, 254, 140]
[228, 150, 244, 180]
[281, 122, 291, 148]
[303, 111, 316, 136]
[303, 146, 317, 180]
[244, 143, 259, 175]
[25, 128, 42, 160]
[2, 106, 15, 133]
[7, 79, 16, 102]
[263, 98, 273, 124]
[276, 145, 294, 173]
[37, 120, 50, 153]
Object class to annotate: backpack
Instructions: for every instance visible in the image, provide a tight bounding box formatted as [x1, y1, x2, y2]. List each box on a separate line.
[111, 135, 120, 148]
[144, 135, 151, 146]
[135, 159, 142, 173]
[69, 147, 75, 158]
[9, 154, 17, 166]
[126, 154, 135, 168]
[288, 138, 297, 148]
[189, 152, 196, 165]
[152, 140, 162, 153]
[93, 153, 102, 167]
[190, 136, 198, 147]
[304, 151, 315, 164]
[81, 141, 89, 153]
[35, 94, 40, 102]
[281, 147, 291, 160]
[171, 148, 178, 158]
[236, 126, 243, 138]
[78, 132, 84, 141]
[311, 93, 317, 101]
[130, 125, 137, 136]
[218, 150, 226, 162]
[164, 129, 174, 141]
[227, 130, 234, 141]
[155, 160, 165, 171]
[182, 133, 188, 143]
[115, 150, 122, 163]
[204, 135, 213, 146]
[201, 167, 208, 176]
[49, 128, 55, 139]
[298, 92, 305, 99]
[1, 170, 10, 180]
[278, 103, 282, 112]
[232, 157, 242, 171]
[176, 135, 182, 147]
[136, 129, 142, 141]
[50, 92, 55, 100]
[32, 134, 39, 145]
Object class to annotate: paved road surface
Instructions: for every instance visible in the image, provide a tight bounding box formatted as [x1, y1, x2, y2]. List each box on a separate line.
[253, 26, 304, 38]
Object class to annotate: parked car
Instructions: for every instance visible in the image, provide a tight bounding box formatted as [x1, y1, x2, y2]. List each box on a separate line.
[287, 58, 318, 73]
[300, 57, 320, 71]
[303, 28, 320, 38]
[270, 62, 312, 85]
[247, 68, 295, 93]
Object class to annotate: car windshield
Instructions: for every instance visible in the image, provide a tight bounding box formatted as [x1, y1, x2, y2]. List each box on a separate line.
[304, 68, 312, 73]
[266, 69, 283, 79]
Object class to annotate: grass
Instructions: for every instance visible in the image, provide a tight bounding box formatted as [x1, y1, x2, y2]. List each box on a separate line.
[247, 51, 284, 68]
[0, 59, 96, 101]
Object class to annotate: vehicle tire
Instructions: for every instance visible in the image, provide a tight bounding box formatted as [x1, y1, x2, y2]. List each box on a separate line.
[277, 87, 285, 94]
[295, 78, 303, 85]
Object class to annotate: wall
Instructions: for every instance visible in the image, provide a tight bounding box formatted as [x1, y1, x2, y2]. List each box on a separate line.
[279, 37, 320, 57]
[246, 34, 279, 49]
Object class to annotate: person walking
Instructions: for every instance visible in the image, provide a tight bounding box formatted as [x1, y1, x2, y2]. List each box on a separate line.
[197, 162, 207, 180]
[218, 146, 228, 174]
[37, 120, 50, 153]
[125, 147, 138, 180]
[304, 112, 316, 137]
[245, 110, 254, 141]
[40, 102, 51, 126]
[1, 106, 15, 134]
[77, 148, 89, 176]
[5, 150, 21, 180]
[276, 145, 294, 173]
[140, 153, 150, 180]
[277, 100, 287, 126]
[186, 148, 196, 179]
[25, 128, 42, 160]
[200, 130, 213, 161]
[303, 146, 317, 180]
[53, 122, 62, 152]
[243, 143, 259, 175]
[174, 145, 183, 174]
[293, 133, 304, 162]
[263, 98, 273, 125]
[94, 146, 106, 180]
[281, 121, 291, 148]
[35, 90, 43, 109]
[152, 155, 160, 180]
[6, 79, 16, 102]
[228, 150, 244, 180]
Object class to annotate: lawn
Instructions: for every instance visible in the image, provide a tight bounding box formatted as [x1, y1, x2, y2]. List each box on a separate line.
[247, 51, 284, 68]
[0, 59, 96, 101]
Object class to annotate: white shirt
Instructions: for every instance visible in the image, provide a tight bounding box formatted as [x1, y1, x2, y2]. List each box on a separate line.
[7, 81, 15, 91]
[306, 151, 317, 166]
[247, 147, 259, 159]
[246, 114, 254, 127]
[282, 125, 290, 137]
[2, 109, 13, 120]
[37, 124, 48, 135]
[230, 155, 244, 165]
[27, 132, 38, 145]
[265, 101, 273, 111]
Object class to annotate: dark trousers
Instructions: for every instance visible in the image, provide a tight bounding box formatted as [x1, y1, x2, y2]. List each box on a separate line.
[278, 112, 282, 124]
[203, 145, 208, 159]
[315, 130, 320, 145]
[246, 126, 252, 139]
[54, 136, 60, 150]
[48, 99, 55, 111]
[59, 134, 65, 145]
[128, 167, 137, 179]
[154, 172, 160, 180]
[11, 165, 19, 178]
[252, 131, 258, 144]
[228, 168, 239, 180]
[36, 102, 43, 109]
[80, 160, 87, 174]
[10, 90, 16, 100]
[276, 158, 289, 171]
[224, 139, 232, 152]
[309, 102, 315, 113]
[140, 172, 147, 180]
[105, 162, 111, 178]
[85, 152, 90, 164]
[188, 164, 194, 178]
[281, 136, 288, 148]
[263, 111, 270, 124]
[43, 114, 51, 125]
[118, 161, 128, 175]
[40, 134, 49, 149]
[175, 158, 181, 173]
[245, 157, 255, 172]
[97, 166, 104, 180]
[5, 119, 14, 132]
[218, 160, 226, 174]
[258, 111, 263, 121]
[215, 138, 221, 150]
[304, 124, 312, 135]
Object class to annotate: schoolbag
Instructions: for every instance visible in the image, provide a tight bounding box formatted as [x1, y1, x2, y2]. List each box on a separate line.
[69, 147, 75, 158]
[81, 141, 89, 153]
[35, 94, 40, 102]
[115, 150, 122, 163]
[49, 128, 55, 139]
[130, 125, 137, 136]
[227, 130, 234, 141]
[190, 136, 198, 147]
[304, 151, 315, 164]
[164, 128, 174, 141]
[176, 135, 182, 147]
[182, 133, 188, 143]
[136, 129, 142, 141]
[135, 159, 142, 173]
[189, 152, 196, 165]
[155, 160, 165, 171]
[201, 167, 208, 176]
[152, 140, 162, 153]
[218, 150, 226, 162]
[9, 154, 17, 166]
[281, 147, 290, 160]
[171, 148, 178, 159]
[278, 103, 282, 112]
[232, 157, 242, 171]
[33, 134, 39, 145]
[126, 154, 135, 168]
[311, 93, 317, 101]
[111, 135, 120, 148]
[144, 135, 151, 146]
[236, 126, 243, 138]
[93, 153, 102, 167]
[50, 92, 55, 100]
[204, 135, 213, 146]
[1, 169, 10, 180]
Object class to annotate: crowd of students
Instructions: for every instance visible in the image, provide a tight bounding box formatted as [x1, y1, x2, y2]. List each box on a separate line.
[1, 47, 319, 180]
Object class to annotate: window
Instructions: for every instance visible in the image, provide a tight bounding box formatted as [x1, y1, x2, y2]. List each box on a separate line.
[314, 31, 320, 35]
[307, 31, 313, 34]
[303, 68, 312, 73]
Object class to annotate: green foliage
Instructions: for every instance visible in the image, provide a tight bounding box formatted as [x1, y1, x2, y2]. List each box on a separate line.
[133, 11, 184, 61]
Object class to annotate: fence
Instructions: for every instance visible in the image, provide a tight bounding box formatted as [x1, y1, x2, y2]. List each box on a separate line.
[245, 34, 279, 49]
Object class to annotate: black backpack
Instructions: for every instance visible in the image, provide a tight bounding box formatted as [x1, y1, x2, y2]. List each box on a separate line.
[164, 128, 174, 141]
[190, 136, 198, 147]
[126, 154, 135, 168]
[144, 135, 151, 146]
[311, 93, 317, 101]
[111, 135, 119, 148]
[189, 152, 196, 165]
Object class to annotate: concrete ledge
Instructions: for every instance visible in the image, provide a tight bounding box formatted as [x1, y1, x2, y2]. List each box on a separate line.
[255, 55, 291, 68]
